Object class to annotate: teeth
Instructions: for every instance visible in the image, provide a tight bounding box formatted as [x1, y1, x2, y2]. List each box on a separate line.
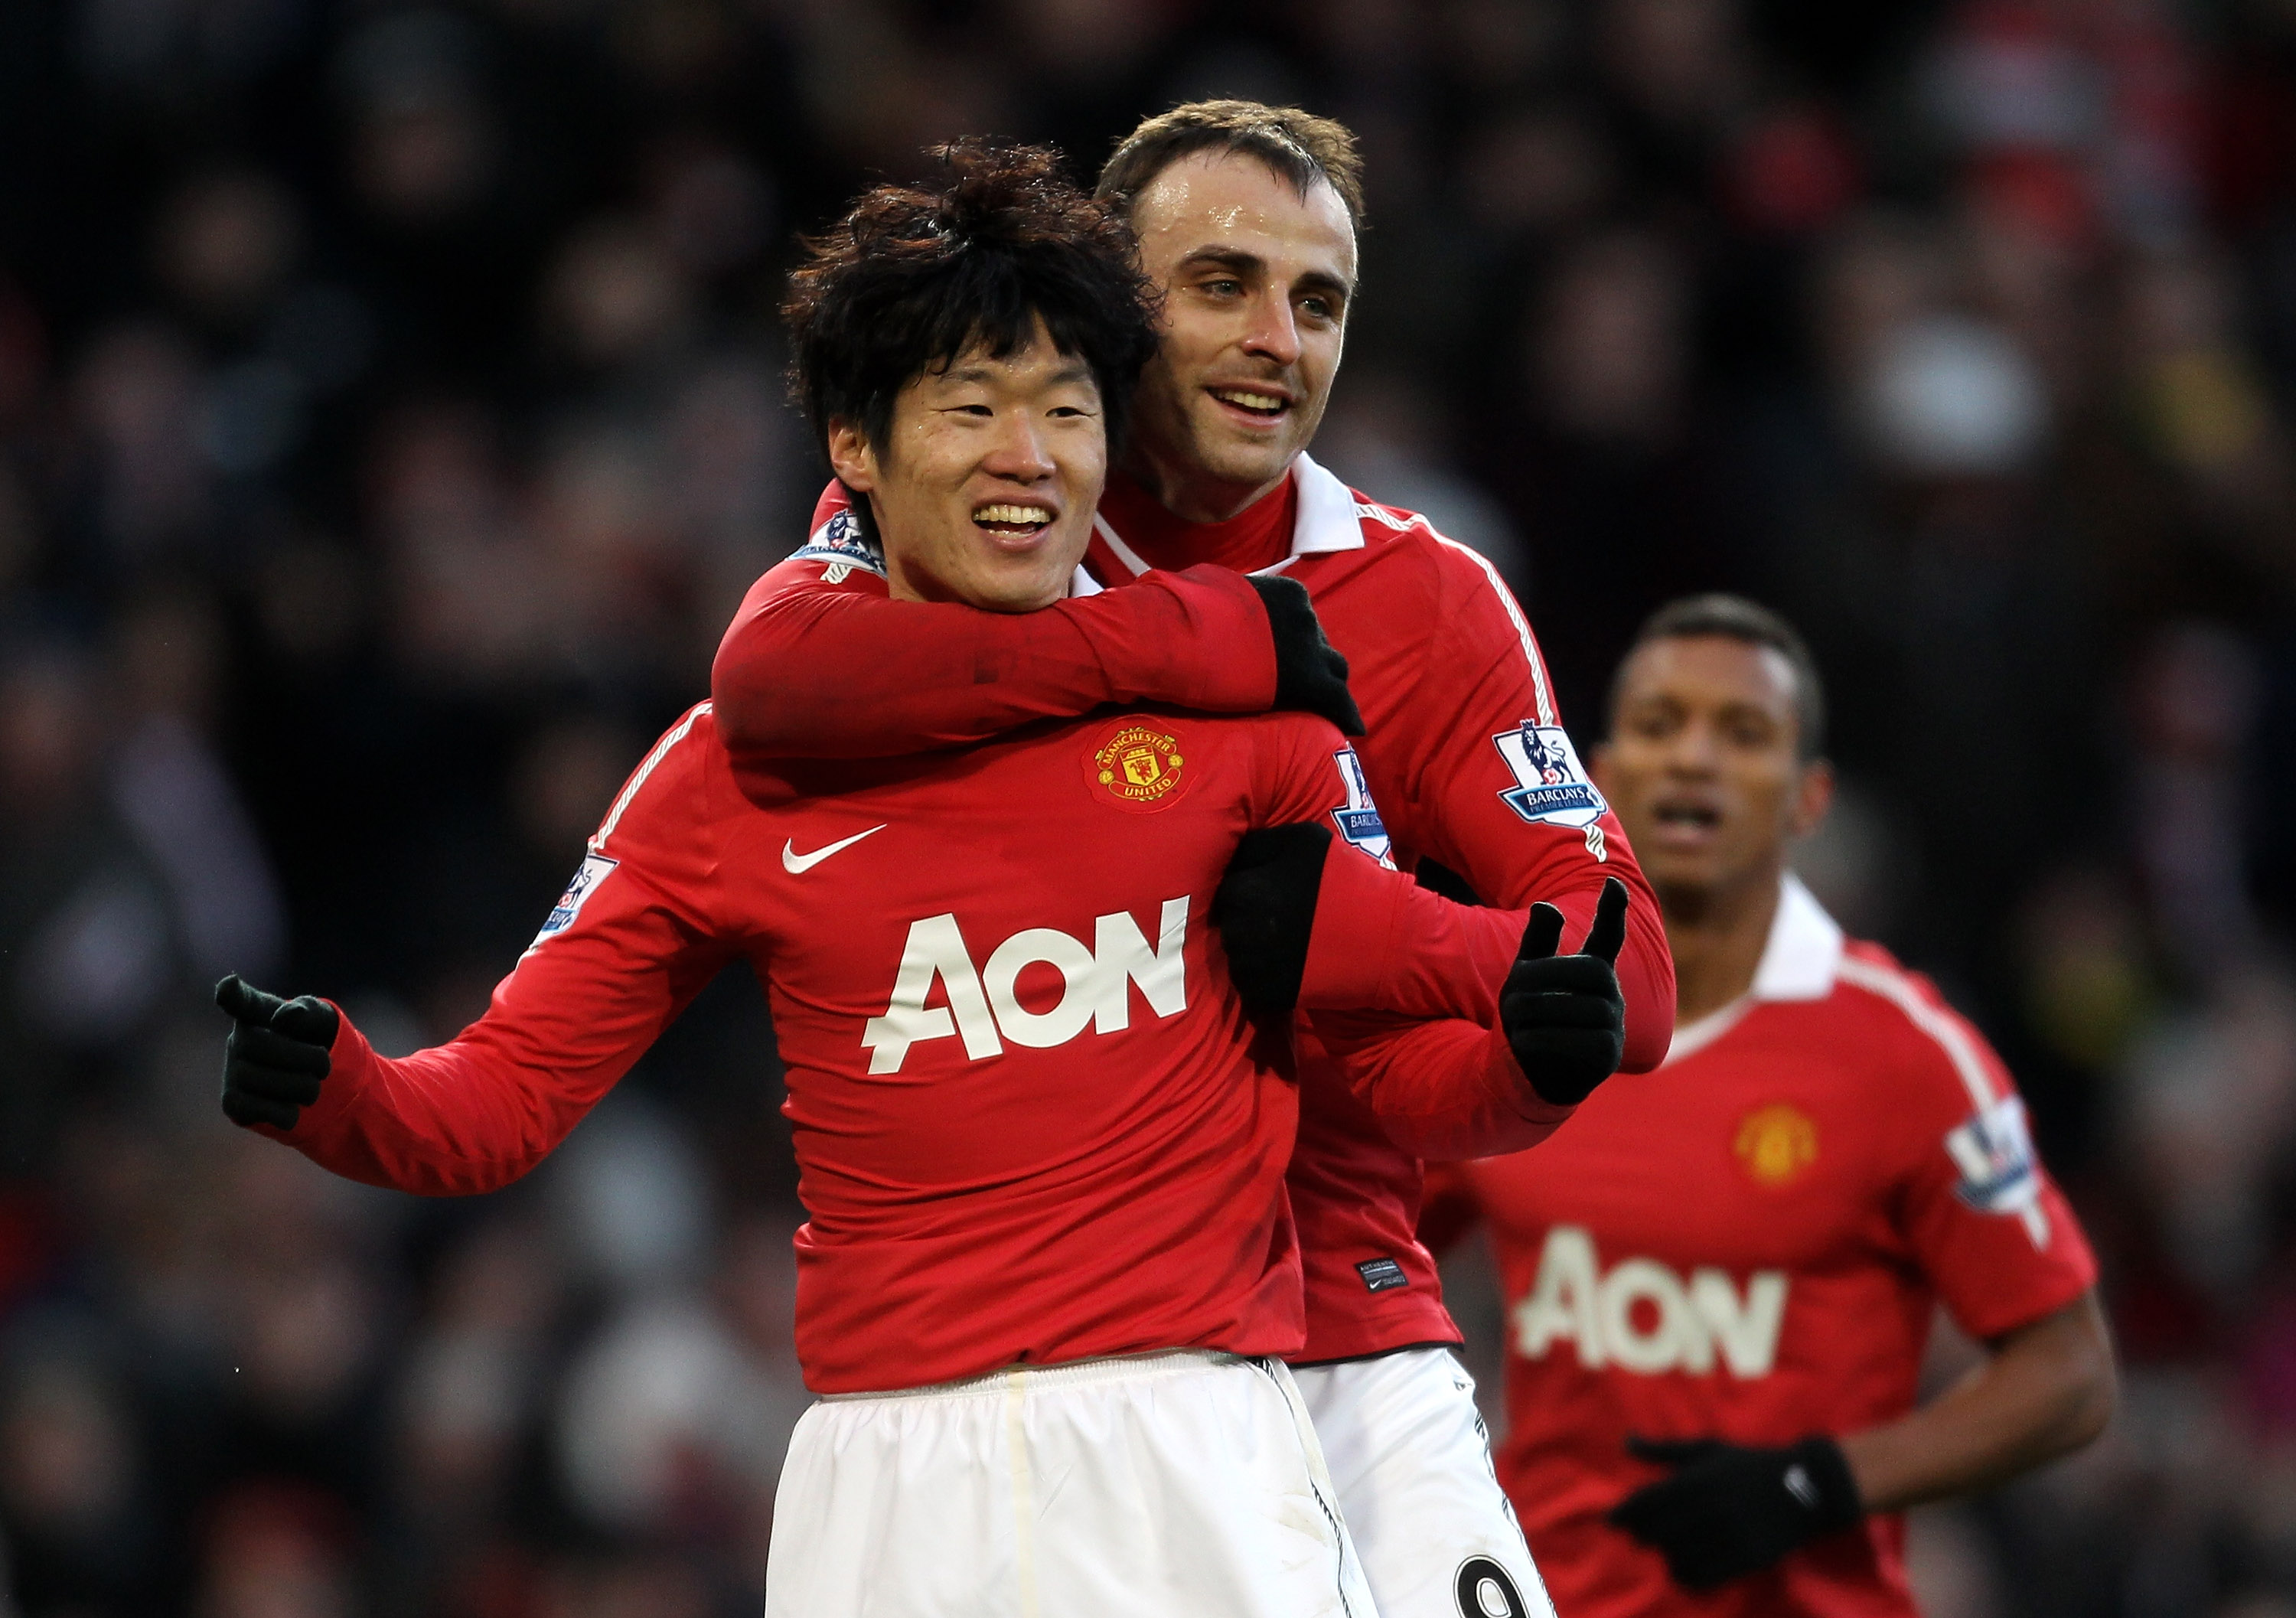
[1214, 390, 1286, 411]
[974, 504, 1053, 525]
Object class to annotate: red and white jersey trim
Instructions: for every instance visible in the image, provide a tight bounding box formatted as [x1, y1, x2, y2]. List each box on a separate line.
[592, 700, 713, 853]
[1091, 453, 1557, 727]
[1662, 874, 2047, 1249]
[1092, 452, 1369, 582]
[1662, 875, 1842, 1065]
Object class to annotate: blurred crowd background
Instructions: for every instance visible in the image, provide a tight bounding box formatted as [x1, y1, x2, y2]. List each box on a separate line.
[2, 0, 2294, 1613]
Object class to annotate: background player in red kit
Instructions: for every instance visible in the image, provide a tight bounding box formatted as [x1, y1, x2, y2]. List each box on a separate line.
[207, 142, 1635, 1616]
[1421, 595, 2120, 1617]
[710, 102, 1675, 1618]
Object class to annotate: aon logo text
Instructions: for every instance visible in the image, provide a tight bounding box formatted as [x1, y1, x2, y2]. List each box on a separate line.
[863, 899, 1189, 1073]
[1514, 1225, 1789, 1378]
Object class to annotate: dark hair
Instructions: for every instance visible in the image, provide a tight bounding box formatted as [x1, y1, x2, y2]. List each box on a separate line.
[1611, 594, 1828, 759]
[1097, 100, 1366, 231]
[783, 139, 1160, 459]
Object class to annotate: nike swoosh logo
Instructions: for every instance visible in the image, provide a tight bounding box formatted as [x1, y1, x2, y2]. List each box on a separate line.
[782, 824, 887, 874]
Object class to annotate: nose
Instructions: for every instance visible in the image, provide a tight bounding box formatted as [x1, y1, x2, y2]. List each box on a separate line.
[1664, 719, 1724, 776]
[1241, 289, 1303, 368]
[980, 408, 1055, 483]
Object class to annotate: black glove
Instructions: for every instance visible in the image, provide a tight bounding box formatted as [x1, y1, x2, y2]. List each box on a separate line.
[215, 974, 339, 1130]
[1247, 576, 1364, 737]
[1211, 823, 1332, 1019]
[1500, 876, 1629, 1107]
[1608, 1434, 1863, 1590]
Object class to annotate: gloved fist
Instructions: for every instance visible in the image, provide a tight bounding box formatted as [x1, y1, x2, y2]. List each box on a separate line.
[1500, 876, 1629, 1107]
[215, 974, 339, 1131]
[1211, 823, 1332, 1019]
[1247, 576, 1364, 737]
[1608, 1434, 1863, 1590]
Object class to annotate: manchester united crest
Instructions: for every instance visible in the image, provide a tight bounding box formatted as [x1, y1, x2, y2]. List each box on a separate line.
[1088, 723, 1189, 812]
[1734, 1103, 1818, 1188]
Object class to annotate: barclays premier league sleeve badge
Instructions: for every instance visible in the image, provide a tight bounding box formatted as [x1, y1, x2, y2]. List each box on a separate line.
[529, 853, 618, 949]
[1329, 747, 1396, 868]
[1492, 722, 1608, 830]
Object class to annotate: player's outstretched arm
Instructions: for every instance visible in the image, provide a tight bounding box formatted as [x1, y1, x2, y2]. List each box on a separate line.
[1609, 1291, 2116, 1590]
[210, 876, 728, 1196]
[711, 485, 1358, 762]
[214, 711, 740, 1196]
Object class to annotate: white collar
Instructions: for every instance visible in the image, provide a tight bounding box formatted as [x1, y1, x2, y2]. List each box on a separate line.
[1752, 872, 1844, 1000]
[1662, 873, 1844, 1064]
[1287, 452, 1370, 559]
[1093, 452, 1371, 578]
[1068, 564, 1101, 597]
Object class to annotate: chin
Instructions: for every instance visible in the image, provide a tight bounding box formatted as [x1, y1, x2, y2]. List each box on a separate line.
[1195, 429, 1293, 488]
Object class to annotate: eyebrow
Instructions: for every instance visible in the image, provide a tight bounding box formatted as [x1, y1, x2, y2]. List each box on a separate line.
[1178, 246, 1352, 305]
[938, 360, 1097, 388]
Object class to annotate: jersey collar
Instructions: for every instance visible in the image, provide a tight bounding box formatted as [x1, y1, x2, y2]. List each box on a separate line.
[1752, 873, 1844, 1001]
[1662, 873, 1844, 1065]
[1093, 452, 1369, 579]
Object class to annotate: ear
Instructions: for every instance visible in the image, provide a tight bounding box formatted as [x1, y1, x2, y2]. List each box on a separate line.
[827, 419, 878, 493]
[1788, 757, 1835, 840]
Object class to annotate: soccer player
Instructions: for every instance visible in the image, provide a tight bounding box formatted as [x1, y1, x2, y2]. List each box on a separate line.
[214, 143, 1632, 1616]
[709, 102, 1676, 1617]
[1420, 595, 2118, 1616]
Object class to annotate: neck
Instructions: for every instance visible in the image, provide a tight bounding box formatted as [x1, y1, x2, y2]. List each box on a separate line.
[1658, 857, 1787, 1026]
[1119, 441, 1296, 524]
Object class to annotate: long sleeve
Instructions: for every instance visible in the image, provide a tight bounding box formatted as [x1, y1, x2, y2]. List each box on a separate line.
[710, 491, 1279, 762]
[269, 706, 744, 1195]
[1384, 539, 1675, 1072]
[1245, 714, 1571, 1155]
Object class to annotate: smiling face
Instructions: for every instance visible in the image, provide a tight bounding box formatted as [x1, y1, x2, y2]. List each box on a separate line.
[1594, 635, 1833, 915]
[827, 315, 1104, 612]
[1123, 152, 1356, 521]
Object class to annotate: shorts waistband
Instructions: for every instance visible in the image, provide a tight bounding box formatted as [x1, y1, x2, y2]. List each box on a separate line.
[821, 1349, 1251, 1403]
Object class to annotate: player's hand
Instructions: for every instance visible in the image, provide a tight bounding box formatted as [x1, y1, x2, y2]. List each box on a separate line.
[1212, 823, 1332, 1019]
[1608, 1434, 1863, 1590]
[215, 974, 338, 1131]
[1500, 876, 1629, 1107]
[1247, 576, 1364, 737]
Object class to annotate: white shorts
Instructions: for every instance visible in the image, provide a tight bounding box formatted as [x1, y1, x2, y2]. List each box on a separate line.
[1293, 1346, 1556, 1618]
[765, 1349, 1378, 1617]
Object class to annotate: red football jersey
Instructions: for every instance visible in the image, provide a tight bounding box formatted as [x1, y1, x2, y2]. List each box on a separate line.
[1421, 878, 2099, 1618]
[709, 457, 1675, 1361]
[270, 700, 1545, 1393]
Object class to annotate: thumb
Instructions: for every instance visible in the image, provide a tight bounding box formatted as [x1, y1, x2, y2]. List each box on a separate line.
[214, 974, 287, 1027]
[1517, 902, 1565, 962]
[1580, 876, 1629, 966]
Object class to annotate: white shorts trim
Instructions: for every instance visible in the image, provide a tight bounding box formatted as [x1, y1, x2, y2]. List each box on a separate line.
[1295, 1346, 1555, 1618]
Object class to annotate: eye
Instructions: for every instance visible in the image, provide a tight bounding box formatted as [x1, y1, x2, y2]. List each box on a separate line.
[945, 403, 993, 417]
[1302, 295, 1337, 321]
[1202, 277, 1244, 298]
[1048, 405, 1093, 418]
